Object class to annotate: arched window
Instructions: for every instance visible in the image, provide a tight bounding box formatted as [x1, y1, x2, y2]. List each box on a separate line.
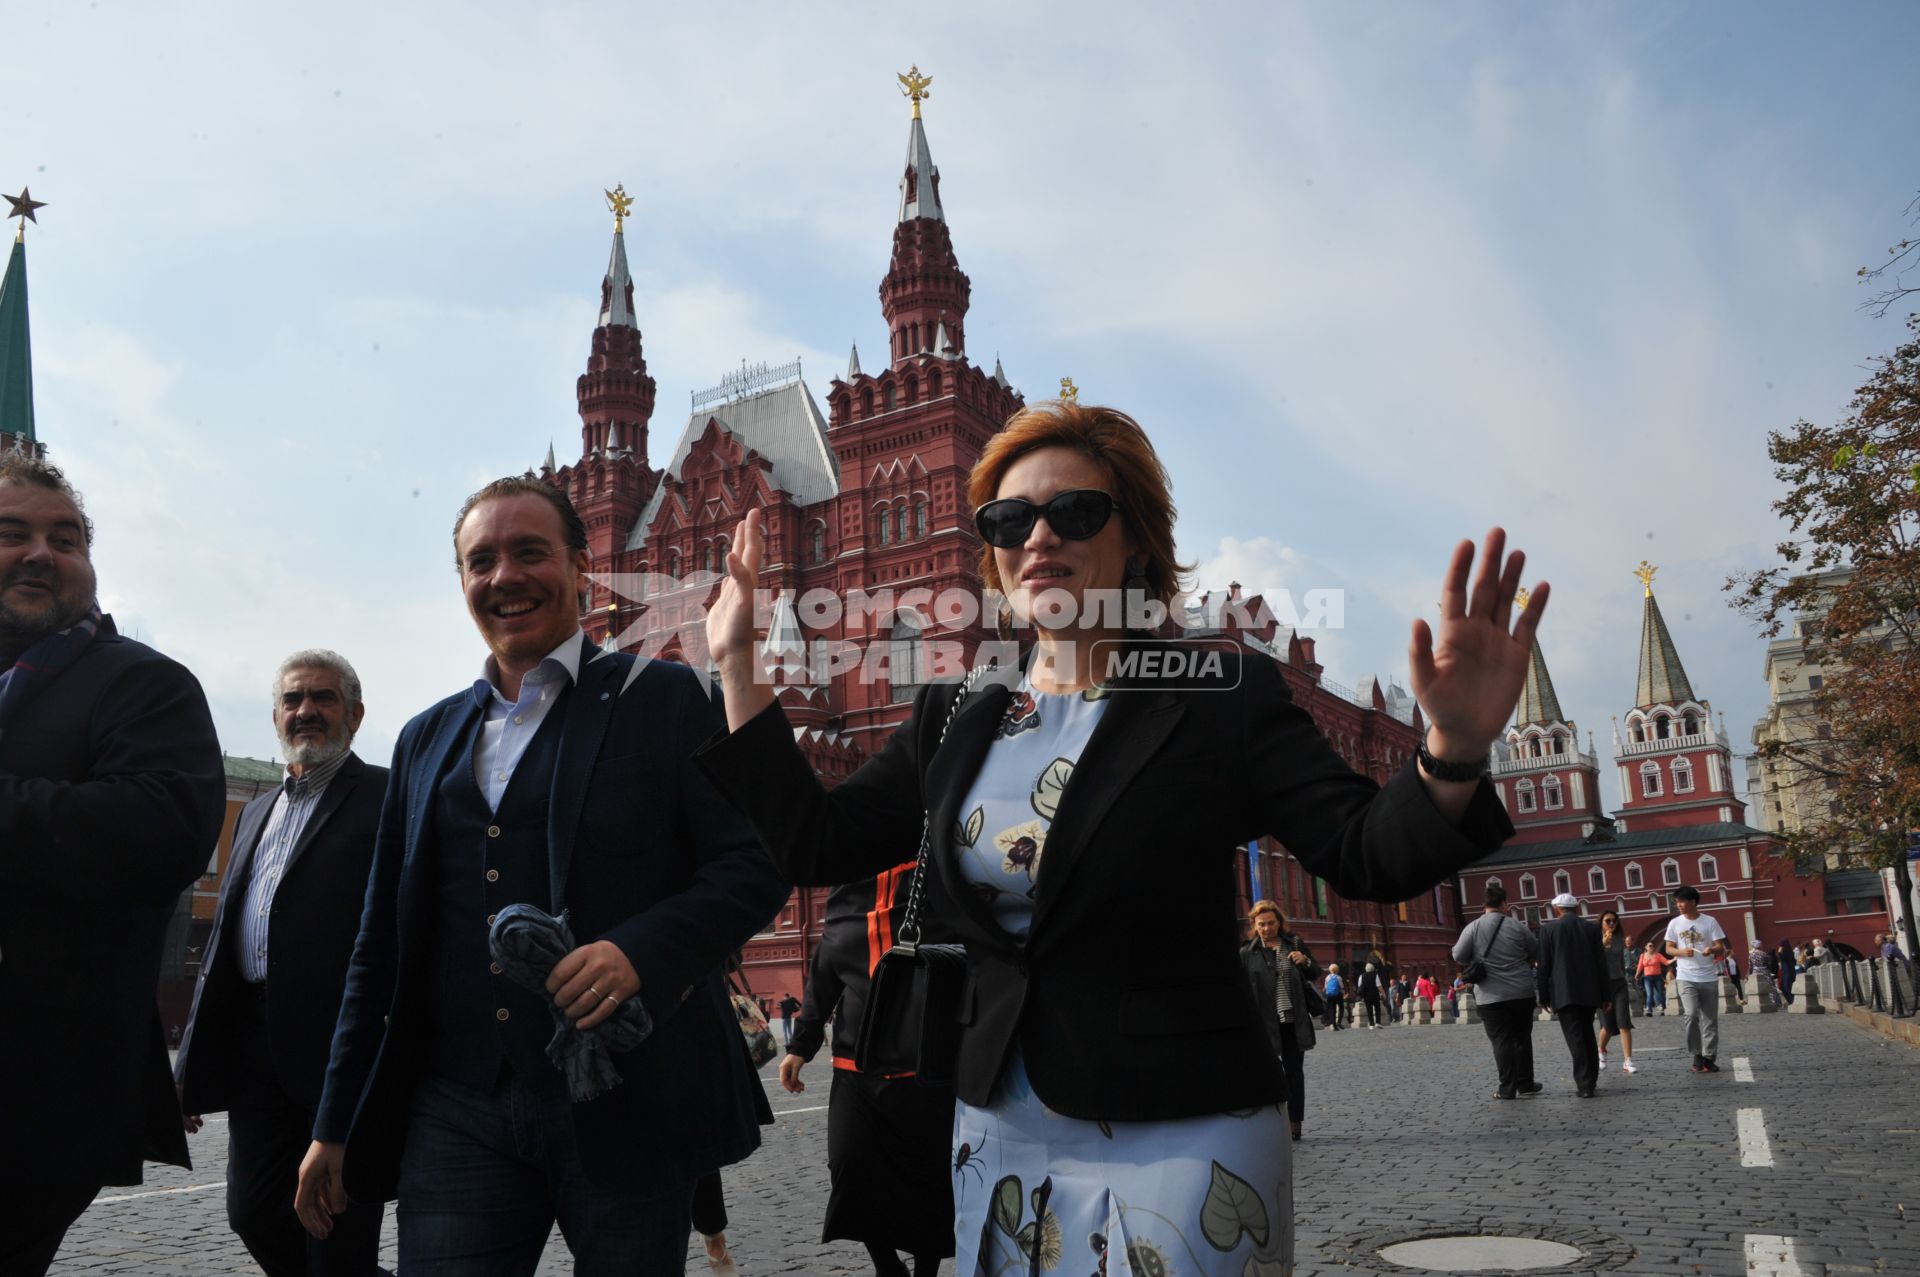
[1698, 853, 1718, 882]
[1682, 713, 1700, 736]
[1640, 761, 1663, 798]
[1624, 862, 1644, 890]
[700, 543, 713, 574]
[884, 384, 896, 412]
[929, 367, 943, 396]
[905, 374, 919, 405]
[810, 637, 831, 687]
[1542, 776, 1564, 810]
[810, 524, 826, 564]
[1551, 731, 1567, 755]
[860, 387, 874, 417]
[1615, 897, 1626, 916]
[1553, 870, 1573, 898]
[889, 612, 924, 703]
[1661, 857, 1682, 886]
[1515, 779, 1537, 813]
[1630, 718, 1645, 743]
[1486, 876, 1502, 892]
[915, 501, 928, 538]
[1589, 866, 1606, 893]
[877, 507, 891, 545]
[635, 564, 649, 595]
[1519, 874, 1537, 900]
[896, 501, 909, 541]
[668, 549, 681, 578]
[1672, 757, 1694, 793]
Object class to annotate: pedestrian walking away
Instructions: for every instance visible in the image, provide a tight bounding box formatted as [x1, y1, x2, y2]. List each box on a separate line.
[1594, 909, 1637, 1075]
[1453, 882, 1542, 1100]
[1666, 885, 1729, 1074]
[1241, 901, 1320, 1142]
[1536, 894, 1609, 1097]
[1776, 938, 1799, 1004]
[0, 456, 227, 1277]
[1356, 962, 1386, 1029]
[1323, 964, 1347, 1030]
[780, 869, 954, 1276]
[698, 401, 1540, 1277]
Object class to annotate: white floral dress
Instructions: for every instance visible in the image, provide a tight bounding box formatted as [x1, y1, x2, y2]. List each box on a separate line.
[950, 679, 1293, 1277]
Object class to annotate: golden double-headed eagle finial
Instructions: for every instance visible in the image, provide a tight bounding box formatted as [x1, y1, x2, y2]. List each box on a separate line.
[898, 66, 933, 118]
[1514, 587, 1530, 612]
[1634, 560, 1658, 597]
[605, 183, 634, 232]
[1059, 377, 1079, 402]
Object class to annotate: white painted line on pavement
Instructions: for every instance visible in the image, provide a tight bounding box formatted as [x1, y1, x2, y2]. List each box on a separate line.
[1737, 1108, 1775, 1168]
[1733, 1056, 1755, 1083]
[774, 1104, 829, 1116]
[1745, 1233, 1808, 1276]
[91, 1181, 226, 1206]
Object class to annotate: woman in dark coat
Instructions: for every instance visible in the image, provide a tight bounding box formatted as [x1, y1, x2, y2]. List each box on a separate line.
[780, 869, 953, 1277]
[1240, 901, 1318, 1141]
[701, 401, 1542, 1276]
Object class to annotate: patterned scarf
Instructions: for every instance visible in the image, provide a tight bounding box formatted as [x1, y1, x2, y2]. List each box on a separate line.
[0, 602, 103, 742]
[488, 904, 654, 1101]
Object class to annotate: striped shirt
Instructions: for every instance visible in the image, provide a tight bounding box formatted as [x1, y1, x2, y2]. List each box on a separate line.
[236, 751, 350, 984]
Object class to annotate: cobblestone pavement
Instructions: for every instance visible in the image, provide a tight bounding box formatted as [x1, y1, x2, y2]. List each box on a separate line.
[50, 1009, 1920, 1275]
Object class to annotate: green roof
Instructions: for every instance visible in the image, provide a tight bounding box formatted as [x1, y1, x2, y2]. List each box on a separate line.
[222, 754, 283, 784]
[1514, 641, 1565, 728]
[0, 237, 33, 444]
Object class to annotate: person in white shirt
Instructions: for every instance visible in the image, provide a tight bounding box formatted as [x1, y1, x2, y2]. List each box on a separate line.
[1664, 886, 1729, 1074]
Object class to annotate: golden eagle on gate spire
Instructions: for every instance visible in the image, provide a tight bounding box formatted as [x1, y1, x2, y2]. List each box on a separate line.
[898, 65, 932, 118]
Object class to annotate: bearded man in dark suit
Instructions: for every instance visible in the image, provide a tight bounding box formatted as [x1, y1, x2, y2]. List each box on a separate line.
[176, 649, 392, 1275]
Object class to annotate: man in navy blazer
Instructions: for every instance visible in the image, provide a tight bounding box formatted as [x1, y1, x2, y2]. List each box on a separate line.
[175, 649, 391, 1276]
[0, 454, 225, 1276]
[295, 478, 786, 1276]
[1537, 892, 1611, 1098]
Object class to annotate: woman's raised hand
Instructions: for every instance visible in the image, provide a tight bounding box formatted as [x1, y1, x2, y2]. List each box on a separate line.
[1408, 527, 1549, 765]
[708, 508, 777, 730]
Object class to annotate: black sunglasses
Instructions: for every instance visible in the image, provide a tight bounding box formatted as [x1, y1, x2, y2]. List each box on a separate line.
[973, 489, 1122, 549]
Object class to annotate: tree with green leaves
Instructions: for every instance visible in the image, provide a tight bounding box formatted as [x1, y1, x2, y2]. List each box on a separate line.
[1728, 313, 1920, 889]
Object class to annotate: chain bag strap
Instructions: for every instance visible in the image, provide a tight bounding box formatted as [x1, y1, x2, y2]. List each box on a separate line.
[854, 665, 990, 1082]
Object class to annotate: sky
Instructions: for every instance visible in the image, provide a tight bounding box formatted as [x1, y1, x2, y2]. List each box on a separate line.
[6, 1, 1918, 814]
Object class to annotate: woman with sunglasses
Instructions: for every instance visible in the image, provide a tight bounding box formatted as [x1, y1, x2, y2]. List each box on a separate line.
[1596, 910, 1636, 1074]
[699, 401, 1545, 1277]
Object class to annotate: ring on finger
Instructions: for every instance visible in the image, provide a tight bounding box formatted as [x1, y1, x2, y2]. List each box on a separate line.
[587, 985, 601, 999]
[603, 992, 620, 1005]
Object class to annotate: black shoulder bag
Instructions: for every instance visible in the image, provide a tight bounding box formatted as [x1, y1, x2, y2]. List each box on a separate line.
[854, 668, 984, 1084]
[1460, 914, 1507, 985]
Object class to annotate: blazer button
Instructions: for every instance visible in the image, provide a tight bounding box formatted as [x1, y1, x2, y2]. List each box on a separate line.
[490, 962, 503, 975]
[487, 825, 501, 838]
[487, 913, 498, 926]
[496, 1008, 510, 1021]
[486, 869, 500, 882]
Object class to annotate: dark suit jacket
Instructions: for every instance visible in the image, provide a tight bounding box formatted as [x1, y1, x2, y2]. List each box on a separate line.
[0, 619, 225, 1186]
[700, 641, 1512, 1122]
[1536, 912, 1610, 1011]
[175, 752, 389, 1114]
[313, 641, 788, 1202]
[1239, 935, 1319, 1055]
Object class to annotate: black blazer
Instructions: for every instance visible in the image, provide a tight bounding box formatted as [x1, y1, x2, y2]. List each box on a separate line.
[700, 641, 1512, 1122]
[0, 620, 225, 1186]
[314, 642, 789, 1202]
[1536, 913, 1610, 1011]
[1239, 936, 1318, 1055]
[175, 752, 389, 1114]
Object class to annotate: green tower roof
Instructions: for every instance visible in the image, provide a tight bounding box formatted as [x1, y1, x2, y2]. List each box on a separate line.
[0, 235, 34, 444]
[1634, 587, 1697, 708]
[1514, 641, 1566, 728]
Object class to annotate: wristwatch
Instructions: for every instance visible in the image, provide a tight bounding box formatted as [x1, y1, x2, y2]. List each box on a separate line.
[1417, 740, 1488, 783]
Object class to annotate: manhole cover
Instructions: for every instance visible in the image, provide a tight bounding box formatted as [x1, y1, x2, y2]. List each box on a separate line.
[1378, 1235, 1584, 1271]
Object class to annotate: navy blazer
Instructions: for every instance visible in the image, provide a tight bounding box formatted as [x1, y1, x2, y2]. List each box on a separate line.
[175, 752, 389, 1114]
[314, 641, 788, 1202]
[701, 641, 1514, 1122]
[0, 619, 225, 1186]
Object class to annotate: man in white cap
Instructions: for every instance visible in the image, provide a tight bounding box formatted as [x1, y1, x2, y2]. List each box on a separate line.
[1536, 892, 1610, 1097]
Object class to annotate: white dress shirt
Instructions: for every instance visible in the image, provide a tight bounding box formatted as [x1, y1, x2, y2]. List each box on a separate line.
[471, 630, 584, 812]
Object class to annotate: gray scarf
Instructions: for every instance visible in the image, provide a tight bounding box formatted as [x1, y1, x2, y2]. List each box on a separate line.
[488, 904, 654, 1101]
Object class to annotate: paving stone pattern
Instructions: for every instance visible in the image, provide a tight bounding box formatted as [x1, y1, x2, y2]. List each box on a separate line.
[51, 1013, 1920, 1274]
